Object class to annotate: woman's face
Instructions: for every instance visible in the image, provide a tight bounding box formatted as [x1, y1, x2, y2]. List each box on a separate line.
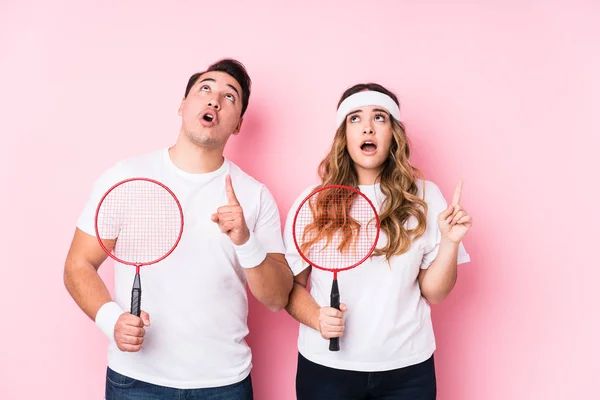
[344, 104, 394, 184]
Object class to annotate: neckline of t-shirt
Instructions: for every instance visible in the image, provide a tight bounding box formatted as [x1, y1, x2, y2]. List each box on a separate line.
[358, 182, 381, 191]
[357, 181, 426, 191]
[162, 148, 230, 181]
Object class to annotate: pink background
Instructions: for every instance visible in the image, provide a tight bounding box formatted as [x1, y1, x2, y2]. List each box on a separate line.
[1, 0, 598, 399]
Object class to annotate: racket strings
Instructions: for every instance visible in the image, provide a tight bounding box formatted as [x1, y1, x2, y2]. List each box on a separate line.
[96, 180, 182, 264]
[295, 187, 378, 271]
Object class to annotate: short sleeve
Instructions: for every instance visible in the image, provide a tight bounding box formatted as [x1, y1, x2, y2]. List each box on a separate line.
[283, 185, 318, 276]
[253, 185, 285, 254]
[420, 181, 470, 269]
[76, 162, 127, 237]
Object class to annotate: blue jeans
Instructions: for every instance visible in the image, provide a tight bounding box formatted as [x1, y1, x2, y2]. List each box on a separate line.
[105, 367, 253, 400]
[296, 353, 436, 400]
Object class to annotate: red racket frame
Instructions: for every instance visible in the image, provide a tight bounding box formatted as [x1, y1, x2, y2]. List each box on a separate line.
[94, 177, 184, 317]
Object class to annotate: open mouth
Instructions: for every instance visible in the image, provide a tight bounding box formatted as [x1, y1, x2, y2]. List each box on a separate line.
[200, 110, 217, 126]
[360, 141, 377, 153]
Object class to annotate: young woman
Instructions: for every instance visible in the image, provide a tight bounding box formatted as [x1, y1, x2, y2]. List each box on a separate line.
[283, 83, 472, 399]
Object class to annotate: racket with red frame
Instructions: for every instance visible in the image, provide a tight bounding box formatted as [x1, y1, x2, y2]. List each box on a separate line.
[94, 177, 184, 317]
[292, 185, 380, 351]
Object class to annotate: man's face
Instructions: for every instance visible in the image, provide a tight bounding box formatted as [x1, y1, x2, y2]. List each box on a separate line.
[178, 71, 244, 150]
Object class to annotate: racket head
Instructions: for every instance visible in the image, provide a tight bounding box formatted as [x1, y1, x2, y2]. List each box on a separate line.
[94, 177, 184, 267]
[292, 185, 380, 273]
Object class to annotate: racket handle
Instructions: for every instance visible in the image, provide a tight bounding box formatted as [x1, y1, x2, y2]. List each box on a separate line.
[131, 274, 141, 317]
[329, 279, 340, 352]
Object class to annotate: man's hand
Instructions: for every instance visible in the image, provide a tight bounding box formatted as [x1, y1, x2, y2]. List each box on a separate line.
[211, 174, 250, 246]
[114, 311, 151, 352]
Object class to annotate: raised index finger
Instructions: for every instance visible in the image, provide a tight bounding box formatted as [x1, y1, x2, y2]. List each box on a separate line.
[452, 179, 463, 206]
[225, 174, 239, 205]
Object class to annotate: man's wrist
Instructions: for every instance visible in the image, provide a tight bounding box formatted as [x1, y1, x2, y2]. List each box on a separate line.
[95, 301, 124, 343]
[233, 231, 267, 269]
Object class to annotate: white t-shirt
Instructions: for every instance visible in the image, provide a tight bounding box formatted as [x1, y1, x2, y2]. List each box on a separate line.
[76, 148, 285, 388]
[283, 180, 470, 372]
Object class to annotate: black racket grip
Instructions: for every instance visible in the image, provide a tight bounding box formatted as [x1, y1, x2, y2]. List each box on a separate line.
[131, 274, 141, 317]
[329, 279, 340, 352]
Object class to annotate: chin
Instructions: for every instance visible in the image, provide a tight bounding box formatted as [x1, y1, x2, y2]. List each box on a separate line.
[353, 158, 385, 171]
[189, 133, 220, 149]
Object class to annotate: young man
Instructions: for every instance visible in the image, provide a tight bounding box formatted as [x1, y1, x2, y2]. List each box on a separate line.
[64, 58, 293, 399]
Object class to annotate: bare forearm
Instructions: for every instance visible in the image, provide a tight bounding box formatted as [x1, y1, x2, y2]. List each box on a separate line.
[284, 282, 320, 331]
[63, 260, 112, 320]
[245, 255, 293, 312]
[420, 238, 459, 303]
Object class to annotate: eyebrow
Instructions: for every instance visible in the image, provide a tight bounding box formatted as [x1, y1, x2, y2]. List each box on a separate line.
[198, 78, 241, 98]
[372, 108, 390, 115]
[347, 108, 390, 117]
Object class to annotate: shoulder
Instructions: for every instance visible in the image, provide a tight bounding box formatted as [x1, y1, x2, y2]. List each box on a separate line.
[88, 149, 165, 192]
[415, 179, 438, 194]
[295, 184, 320, 203]
[416, 179, 443, 199]
[226, 160, 264, 190]
[416, 179, 448, 214]
[286, 184, 320, 215]
[226, 160, 279, 211]
[117, 148, 165, 174]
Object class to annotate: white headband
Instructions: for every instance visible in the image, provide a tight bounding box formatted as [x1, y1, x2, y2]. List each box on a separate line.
[336, 91, 401, 128]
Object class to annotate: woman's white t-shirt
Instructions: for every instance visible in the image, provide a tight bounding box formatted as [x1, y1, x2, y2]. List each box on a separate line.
[283, 180, 470, 372]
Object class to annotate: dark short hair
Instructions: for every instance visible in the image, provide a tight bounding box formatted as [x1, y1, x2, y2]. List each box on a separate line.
[184, 58, 252, 117]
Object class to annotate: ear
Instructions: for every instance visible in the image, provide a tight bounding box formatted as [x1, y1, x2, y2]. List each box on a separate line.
[178, 98, 185, 116]
[232, 117, 244, 136]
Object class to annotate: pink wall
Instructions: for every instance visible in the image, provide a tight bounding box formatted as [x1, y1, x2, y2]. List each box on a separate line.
[1, 0, 598, 398]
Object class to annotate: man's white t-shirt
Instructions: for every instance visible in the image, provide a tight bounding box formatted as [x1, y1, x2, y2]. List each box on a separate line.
[283, 180, 470, 372]
[76, 148, 285, 388]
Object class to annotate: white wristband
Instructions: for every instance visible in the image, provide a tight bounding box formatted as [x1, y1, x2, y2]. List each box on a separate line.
[233, 231, 267, 269]
[95, 301, 124, 343]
